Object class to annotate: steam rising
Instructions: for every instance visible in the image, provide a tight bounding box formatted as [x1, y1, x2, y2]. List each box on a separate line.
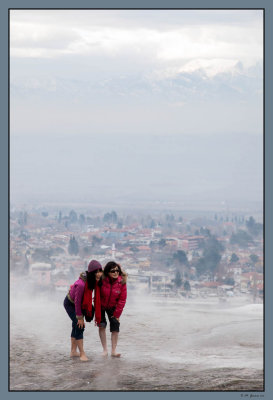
[10, 281, 263, 390]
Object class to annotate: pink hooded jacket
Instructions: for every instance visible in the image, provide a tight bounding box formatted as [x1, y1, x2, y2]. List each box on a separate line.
[67, 272, 86, 319]
[100, 273, 127, 318]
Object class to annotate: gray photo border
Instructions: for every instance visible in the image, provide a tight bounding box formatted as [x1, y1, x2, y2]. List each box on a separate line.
[1, 0, 272, 399]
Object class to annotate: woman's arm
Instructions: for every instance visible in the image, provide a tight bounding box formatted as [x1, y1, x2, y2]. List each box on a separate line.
[74, 283, 85, 319]
[113, 284, 127, 318]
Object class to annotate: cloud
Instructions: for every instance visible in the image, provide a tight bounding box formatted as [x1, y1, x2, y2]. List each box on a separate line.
[151, 58, 244, 80]
[10, 10, 263, 138]
[10, 10, 262, 69]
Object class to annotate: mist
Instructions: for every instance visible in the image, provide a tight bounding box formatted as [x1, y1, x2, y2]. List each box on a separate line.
[10, 132, 262, 211]
[10, 281, 263, 390]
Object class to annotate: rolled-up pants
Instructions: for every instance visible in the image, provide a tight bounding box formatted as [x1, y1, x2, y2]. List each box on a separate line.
[63, 295, 84, 340]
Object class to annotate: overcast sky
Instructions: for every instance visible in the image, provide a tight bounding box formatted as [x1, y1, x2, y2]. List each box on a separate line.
[10, 10, 263, 210]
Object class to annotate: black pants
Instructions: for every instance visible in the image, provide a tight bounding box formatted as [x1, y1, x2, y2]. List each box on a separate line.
[99, 308, 120, 332]
[63, 296, 84, 340]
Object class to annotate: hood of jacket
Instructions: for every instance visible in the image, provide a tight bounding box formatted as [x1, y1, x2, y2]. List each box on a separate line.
[79, 272, 87, 282]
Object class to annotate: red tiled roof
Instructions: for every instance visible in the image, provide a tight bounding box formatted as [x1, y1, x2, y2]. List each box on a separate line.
[137, 246, 151, 251]
[197, 281, 222, 288]
[55, 279, 69, 286]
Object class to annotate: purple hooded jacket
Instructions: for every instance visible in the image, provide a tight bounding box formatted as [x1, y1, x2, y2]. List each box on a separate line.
[67, 272, 86, 319]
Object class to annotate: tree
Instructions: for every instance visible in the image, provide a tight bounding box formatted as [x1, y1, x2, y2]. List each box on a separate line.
[173, 250, 189, 280]
[129, 246, 139, 253]
[246, 216, 255, 231]
[173, 250, 188, 265]
[203, 248, 221, 275]
[158, 238, 166, 248]
[224, 277, 235, 286]
[195, 257, 207, 276]
[79, 214, 86, 225]
[184, 280, 191, 292]
[103, 211, 118, 224]
[24, 250, 30, 273]
[249, 254, 260, 302]
[230, 230, 253, 247]
[92, 236, 102, 247]
[174, 270, 182, 288]
[246, 216, 263, 236]
[250, 254, 259, 264]
[230, 253, 239, 263]
[200, 227, 211, 236]
[205, 236, 225, 254]
[166, 214, 175, 222]
[249, 254, 259, 265]
[68, 236, 79, 255]
[195, 236, 224, 278]
[18, 211, 27, 226]
[69, 210, 78, 223]
[82, 245, 92, 255]
[32, 248, 51, 263]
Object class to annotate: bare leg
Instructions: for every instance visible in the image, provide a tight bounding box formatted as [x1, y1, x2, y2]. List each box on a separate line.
[76, 339, 88, 361]
[111, 331, 121, 357]
[99, 327, 108, 356]
[70, 337, 80, 357]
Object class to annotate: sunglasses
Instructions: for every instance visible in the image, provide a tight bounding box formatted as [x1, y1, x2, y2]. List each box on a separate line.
[109, 268, 119, 273]
[95, 269, 103, 273]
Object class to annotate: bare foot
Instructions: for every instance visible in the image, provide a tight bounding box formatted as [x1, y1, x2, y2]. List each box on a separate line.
[80, 353, 88, 362]
[102, 350, 108, 357]
[70, 352, 80, 357]
[111, 353, 121, 358]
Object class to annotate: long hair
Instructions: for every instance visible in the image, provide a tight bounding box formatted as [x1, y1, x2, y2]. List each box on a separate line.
[103, 261, 121, 277]
[86, 270, 97, 290]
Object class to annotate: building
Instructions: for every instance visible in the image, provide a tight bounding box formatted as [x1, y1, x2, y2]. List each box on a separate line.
[29, 262, 53, 286]
[180, 235, 204, 251]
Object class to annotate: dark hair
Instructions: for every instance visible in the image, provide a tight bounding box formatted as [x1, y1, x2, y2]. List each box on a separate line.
[104, 261, 121, 277]
[86, 270, 98, 290]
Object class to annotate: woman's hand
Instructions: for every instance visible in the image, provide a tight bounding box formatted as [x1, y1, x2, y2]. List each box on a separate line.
[77, 319, 85, 329]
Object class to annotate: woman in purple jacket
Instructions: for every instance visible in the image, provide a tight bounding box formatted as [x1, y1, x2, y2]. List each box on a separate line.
[63, 259, 102, 361]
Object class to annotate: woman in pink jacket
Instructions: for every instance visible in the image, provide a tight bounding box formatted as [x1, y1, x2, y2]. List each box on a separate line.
[99, 261, 127, 357]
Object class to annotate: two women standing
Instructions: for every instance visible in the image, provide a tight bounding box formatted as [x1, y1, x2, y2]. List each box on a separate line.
[63, 259, 127, 361]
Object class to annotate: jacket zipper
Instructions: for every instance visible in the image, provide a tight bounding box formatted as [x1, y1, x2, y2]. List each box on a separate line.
[106, 281, 113, 309]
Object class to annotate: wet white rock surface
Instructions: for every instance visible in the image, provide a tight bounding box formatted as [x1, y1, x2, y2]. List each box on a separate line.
[10, 290, 263, 391]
